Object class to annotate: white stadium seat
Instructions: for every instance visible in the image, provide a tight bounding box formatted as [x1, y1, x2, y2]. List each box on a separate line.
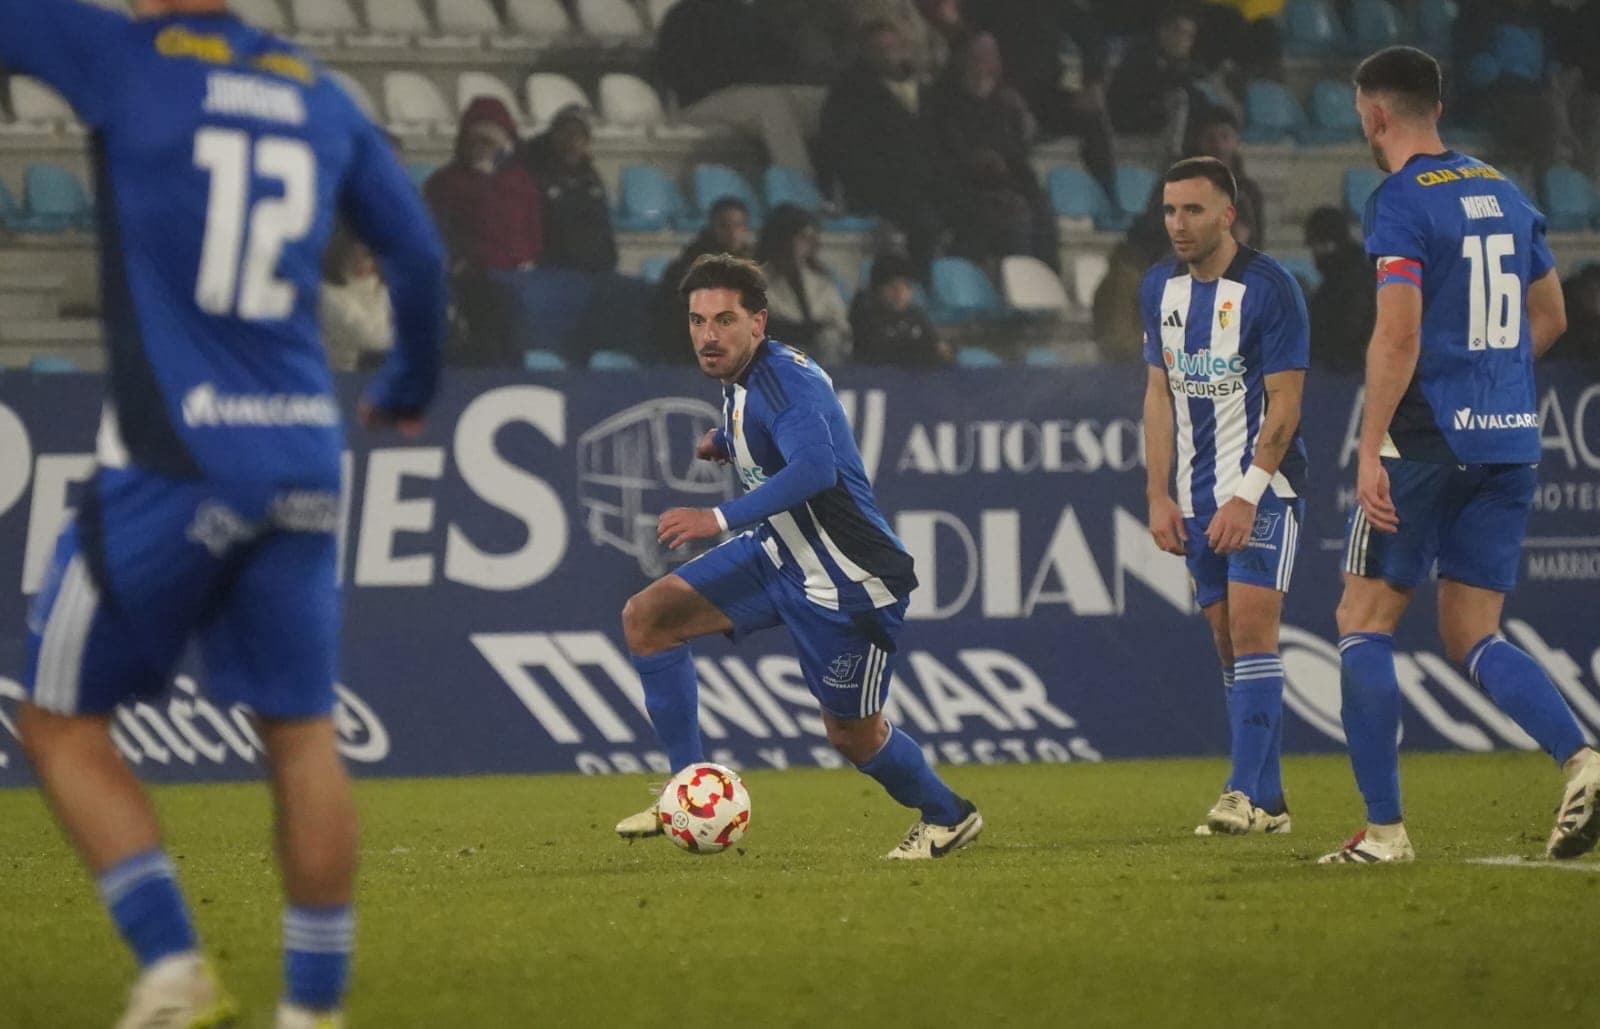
[646, 0, 681, 30]
[1067, 253, 1110, 310]
[230, 0, 288, 30]
[363, 0, 431, 34]
[1001, 256, 1069, 313]
[457, 72, 527, 127]
[575, 0, 646, 37]
[598, 73, 663, 127]
[525, 73, 591, 129]
[290, 0, 358, 37]
[383, 72, 454, 138]
[436, 0, 503, 34]
[504, 0, 572, 35]
[3, 77, 83, 136]
[329, 70, 381, 122]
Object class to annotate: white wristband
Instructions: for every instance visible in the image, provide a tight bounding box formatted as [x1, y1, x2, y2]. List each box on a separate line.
[713, 507, 729, 532]
[1236, 465, 1272, 505]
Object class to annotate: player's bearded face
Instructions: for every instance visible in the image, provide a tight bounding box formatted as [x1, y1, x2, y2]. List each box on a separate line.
[1356, 91, 1391, 172]
[1162, 179, 1233, 266]
[688, 288, 766, 381]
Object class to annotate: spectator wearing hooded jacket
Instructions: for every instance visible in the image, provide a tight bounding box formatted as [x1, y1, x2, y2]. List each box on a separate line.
[522, 105, 617, 273]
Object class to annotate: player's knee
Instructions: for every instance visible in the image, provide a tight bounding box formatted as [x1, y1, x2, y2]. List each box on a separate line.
[826, 715, 888, 765]
[620, 592, 666, 656]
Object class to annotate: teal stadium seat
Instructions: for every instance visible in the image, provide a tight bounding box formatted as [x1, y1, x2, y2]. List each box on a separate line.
[761, 166, 872, 231]
[22, 163, 92, 232]
[691, 163, 761, 226]
[930, 257, 1004, 324]
[638, 255, 672, 283]
[523, 349, 568, 371]
[588, 349, 641, 370]
[1112, 164, 1159, 230]
[955, 346, 1004, 368]
[1543, 166, 1599, 231]
[1242, 80, 1307, 144]
[1343, 167, 1388, 217]
[29, 355, 81, 373]
[615, 164, 687, 231]
[1283, 0, 1343, 57]
[1278, 254, 1323, 294]
[1047, 166, 1114, 229]
[1413, 0, 1457, 57]
[406, 162, 437, 191]
[1305, 80, 1361, 145]
[1348, 0, 1402, 54]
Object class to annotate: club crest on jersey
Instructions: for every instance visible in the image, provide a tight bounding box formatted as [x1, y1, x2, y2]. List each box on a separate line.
[1250, 510, 1282, 544]
[823, 652, 864, 688]
[1218, 301, 1234, 329]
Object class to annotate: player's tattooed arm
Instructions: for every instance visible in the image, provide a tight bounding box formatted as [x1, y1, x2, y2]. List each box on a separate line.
[1142, 366, 1184, 556]
[1250, 370, 1306, 477]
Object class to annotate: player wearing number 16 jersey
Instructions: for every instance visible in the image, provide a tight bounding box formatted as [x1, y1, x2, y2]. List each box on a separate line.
[5, 1, 447, 1025]
[1323, 46, 1600, 865]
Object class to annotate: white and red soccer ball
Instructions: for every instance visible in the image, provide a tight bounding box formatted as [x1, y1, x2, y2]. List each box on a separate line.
[658, 763, 751, 854]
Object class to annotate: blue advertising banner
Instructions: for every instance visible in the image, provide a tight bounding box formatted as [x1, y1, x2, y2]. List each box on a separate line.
[1, 364, 1597, 785]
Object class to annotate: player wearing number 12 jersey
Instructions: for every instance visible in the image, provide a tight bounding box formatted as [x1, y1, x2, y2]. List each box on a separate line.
[1323, 46, 1600, 865]
[6, 1, 446, 1025]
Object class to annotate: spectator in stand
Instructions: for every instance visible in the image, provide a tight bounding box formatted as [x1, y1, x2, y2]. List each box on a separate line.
[850, 254, 953, 368]
[927, 32, 1060, 271]
[1455, 0, 1571, 180]
[1557, 264, 1600, 363]
[1093, 215, 1171, 361]
[425, 96, 543, 365]
[649, 197, 755, 363]
[655, 0, 827, 177]
[1110, 6, 1219, 158]
[1302, 206, 1374, 376]
[1551, 0, 1600, 181]
[1183, 106, 1266, 247]
[521, 105, 617, 273]
[966, 0, 1117, 198]
[818, 19, 948, 272]
[758, 204, 853, 365]
[319, 227, 392, 372]
[1194, 0, 1285, 86]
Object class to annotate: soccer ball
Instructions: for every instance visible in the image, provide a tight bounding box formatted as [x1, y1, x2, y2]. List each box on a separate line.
[658, 763, 751, 854]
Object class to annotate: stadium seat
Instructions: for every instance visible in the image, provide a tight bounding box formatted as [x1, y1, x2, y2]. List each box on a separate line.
[329, 70, 380, 121]
[383, 72, 454, 137]
[458, 72, 527, 126]
[525, 73, 591, 128]
[692, 164, 761, 223]
[28, 355, 81, 374]
[523, 349, 568, 372]
[1305, 80, 1360, 144]
[955, 346, 1004, 368]
[761, 166, 872, 231]
[1283, 0, 1343, 56]
[575, 0, 647, 38]
[588, 349, 641, 371]
[22, 164, 92, 232]
[289, 0, 358, 38]
[231, 0, 287, 30]
[503, 0, 572, 36]
[1343, 167, 1388, 217]
[435, 0, 502, 34]
[930, 257, 1004, 323]
[0, 177, 24, 231]
[647, 0, 681, 29]
[1022, 345, 1065, 368]
[1000, 256, 1069, 314]
[361, 0, 431, 37]
[615, 164, 688, 231]
[1066, 252, 1109, 309]
[598, 73, 665, 128]
[6, 77, 80, 134]
[1113, 164, 1159, 228]
[1242, 80, 1306, 144]
[1413, 0, 1457, 57]
[1047, 166, 1111, 226]
[638, 255, 672, 283]
[1278, 254, 1323, 294]
[1347, 0, 1401, 54]
[407, 162, 438, 192]
[1543, 166, 1599, 231]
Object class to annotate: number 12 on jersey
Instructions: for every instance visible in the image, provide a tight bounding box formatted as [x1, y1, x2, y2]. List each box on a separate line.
[1461, 232, 1521, 352]
[194, 128, 315, 321]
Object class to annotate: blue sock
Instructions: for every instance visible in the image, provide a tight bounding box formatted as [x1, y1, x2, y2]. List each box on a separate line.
[283, 905, 354, 1011]
[1250, 664, 1288, 815]
[1226, 654, 1284, 803]
[1467, 635, 1587, 765]
[97, 850, 197, 968]
[1340, 633, 1403, 824]
[633, 645, 704, 773]
[856, 726, 965, 826]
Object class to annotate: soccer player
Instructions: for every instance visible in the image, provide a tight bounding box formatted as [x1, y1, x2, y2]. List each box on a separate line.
[1140, 157, 1310, 837]
[613, 254, 983, 860]
[1322, 46, 1600, 864]
[6, 1, 446, 1025]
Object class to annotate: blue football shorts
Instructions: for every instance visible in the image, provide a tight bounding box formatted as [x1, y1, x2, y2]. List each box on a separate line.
[675, 531, 907, 721]
[1343, 458, 1535, 593]
[1183, 490, 1305, 609]
[25, 467, 340, 719]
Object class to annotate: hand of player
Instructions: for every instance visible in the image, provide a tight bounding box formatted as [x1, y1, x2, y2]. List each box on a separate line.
[357, 399, 424, 439]
[696, 428, 729, 465]
[1206, 497, 1256, 556]
[658, 507, 722, 550]
[1357, 456, 1399, 534]
[1148, 493, 1187, 556]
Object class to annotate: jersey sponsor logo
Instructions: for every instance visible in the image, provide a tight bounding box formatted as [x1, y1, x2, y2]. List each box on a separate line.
[822, 652, 864, 688]
[1452, 406, 1539, 432]
[1415, 165, 1504, 187]
[181, 383, 340, 430]
[1162, 347, 1247, 378]
[1173, 379, 1245, 398]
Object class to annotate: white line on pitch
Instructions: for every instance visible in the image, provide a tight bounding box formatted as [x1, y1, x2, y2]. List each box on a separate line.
[1467, 856, 1600, 872]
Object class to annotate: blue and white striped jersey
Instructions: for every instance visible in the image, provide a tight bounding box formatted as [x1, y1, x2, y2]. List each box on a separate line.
[0, 1, 447, 489]
[715, 340, 916, 613]
[1141, 246, 1311, 519]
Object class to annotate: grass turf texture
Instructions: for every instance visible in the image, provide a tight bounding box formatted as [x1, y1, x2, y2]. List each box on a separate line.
[2, 752, 1596, 1028]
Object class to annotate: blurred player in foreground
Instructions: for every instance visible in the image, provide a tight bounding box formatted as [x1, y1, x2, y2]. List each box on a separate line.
[1323, 46, 1600, 864]
[614, 254, 983, 860]
[6, 0, 446, 1023]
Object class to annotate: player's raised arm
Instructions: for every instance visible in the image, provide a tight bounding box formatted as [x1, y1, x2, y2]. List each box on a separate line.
[1143, 365, 1184, 556]
[0, 0, 128, 126]
[339, 120, 448, 433]
[1528, 269, 1568, 360]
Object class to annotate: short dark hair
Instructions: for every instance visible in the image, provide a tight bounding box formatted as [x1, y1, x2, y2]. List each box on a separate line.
[707, 196, 749, 221]
[679, 253, 769, 314]
[1164, 156, 1237, 204]
[1353, 46, 1442, 118]
[869, 253, 919, 291]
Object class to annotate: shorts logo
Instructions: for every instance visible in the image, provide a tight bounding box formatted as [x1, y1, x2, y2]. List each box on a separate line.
[1454, 406, 1472, 430]
[1250, 510, 1281, 544]
[822, 652, 864, 689]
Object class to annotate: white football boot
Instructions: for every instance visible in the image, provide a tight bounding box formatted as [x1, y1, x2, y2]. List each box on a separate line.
[1194, 799, 1291, 836]
[1548, 747, 1600, 860]
[114, 953, 237, 1029]
[885, 799, 984, 860]
[1201, 790, 1255, 836]
[275, 1002, 344, 1029]
[1318, 822, 1415, 864]
[614, 783, 664, 839]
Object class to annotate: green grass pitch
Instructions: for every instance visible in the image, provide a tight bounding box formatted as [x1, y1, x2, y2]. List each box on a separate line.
[2, 752, 1597, 1028]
